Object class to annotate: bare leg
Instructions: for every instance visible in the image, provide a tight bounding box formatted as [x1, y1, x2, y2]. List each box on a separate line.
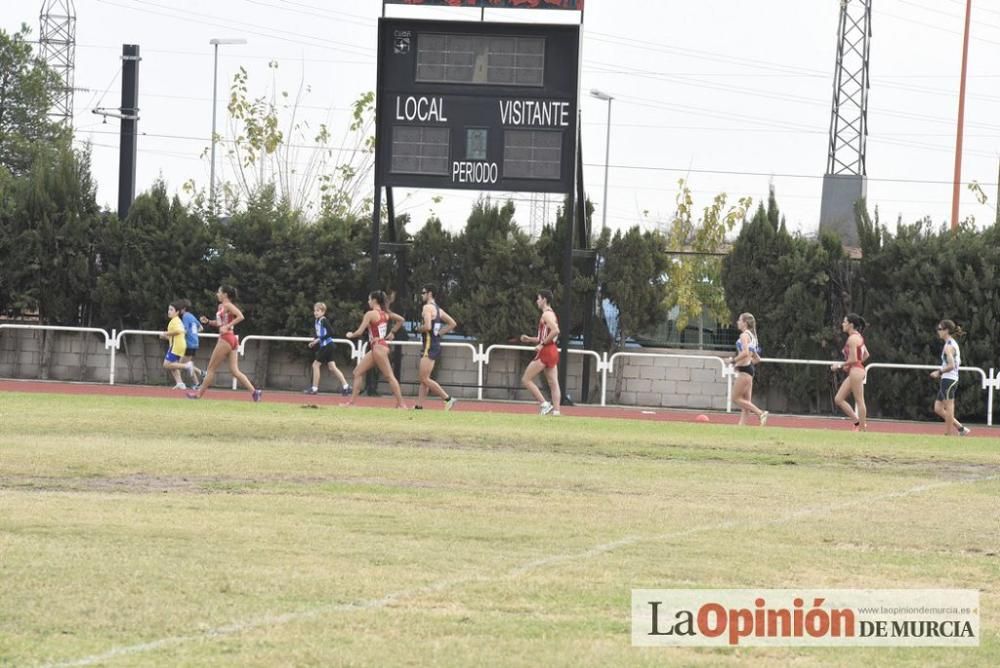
[227, 349, 256, 393]
[418, 357, 449, 404]
[834, 375, 859, 423]
[311, 360, 322, 389]
[327, 361, 348, 387]
[521, 360, 547, 405]
[732, 374, 764, 424]
[542, 366, 561, 412]
[849, 368, 867, 430]
[373, 347, 407, 408]
[345, 353, 375, 405]
[194, 341, 231, 398]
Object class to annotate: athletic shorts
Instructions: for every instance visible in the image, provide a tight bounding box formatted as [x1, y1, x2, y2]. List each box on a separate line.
[736, 364, 755, 378]
[183, 347, 198, 360]
[314, 344, 335, 364]
[220, 332, 239, 351]
[422, 343, 442, 361]
[535, 343, 559, 369]
[937, 378, 958, 401]
[164, 351, 182, 363]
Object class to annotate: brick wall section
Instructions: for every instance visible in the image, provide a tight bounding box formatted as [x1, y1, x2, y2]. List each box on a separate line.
[0, 328, 730, 409]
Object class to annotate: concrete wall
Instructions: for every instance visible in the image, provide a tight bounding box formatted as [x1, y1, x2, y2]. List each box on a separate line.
[0, 327, 729, 409]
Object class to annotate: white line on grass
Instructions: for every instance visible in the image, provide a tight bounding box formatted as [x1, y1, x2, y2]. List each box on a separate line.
[45, 473, 998, 667]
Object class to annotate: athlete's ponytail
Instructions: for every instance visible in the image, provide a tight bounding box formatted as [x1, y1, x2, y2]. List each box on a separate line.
[369, 290, 388, 309]
[845, 313, 866, 333]
[739, 312, 757, 338]
[219, 285, 238, 301]
[938, 319, 964, 338]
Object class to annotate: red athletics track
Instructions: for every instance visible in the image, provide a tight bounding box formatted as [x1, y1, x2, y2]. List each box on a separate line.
[2, 379, 998, 438]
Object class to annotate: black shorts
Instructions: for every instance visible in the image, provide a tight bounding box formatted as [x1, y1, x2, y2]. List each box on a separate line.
[736, 365, 755, 378]
[937, 378, 958, 401]
[183, 347, 198, 360]
[314, 344, 336, 364]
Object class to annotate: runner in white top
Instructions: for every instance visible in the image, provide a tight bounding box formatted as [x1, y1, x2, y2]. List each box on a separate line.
[929, 319, 971, 437]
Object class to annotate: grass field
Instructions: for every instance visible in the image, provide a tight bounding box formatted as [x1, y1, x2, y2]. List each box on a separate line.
[1, 391, 998, 667]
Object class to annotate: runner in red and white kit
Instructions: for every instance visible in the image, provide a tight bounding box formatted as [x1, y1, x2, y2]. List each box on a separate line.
[519, 289, 561, 416]
[831, 312, 868, 431]
[344, 290, 407, 408]
[187, 285, 261, 401]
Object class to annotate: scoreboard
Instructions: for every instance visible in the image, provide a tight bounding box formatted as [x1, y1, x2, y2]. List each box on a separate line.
[375, 18, 581, 194]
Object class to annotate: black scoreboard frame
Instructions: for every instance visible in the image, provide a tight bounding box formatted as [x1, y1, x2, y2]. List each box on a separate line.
[370, 8, 595, 404]
[374, 17, 581, 194]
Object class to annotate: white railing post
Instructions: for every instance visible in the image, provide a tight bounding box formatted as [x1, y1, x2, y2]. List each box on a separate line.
[476, 344, 484, 401]
[109, 328, 117, 385]
[600, 352, 608, 407]
[987, 368, 995, 427]
[725, 364, 733, 413]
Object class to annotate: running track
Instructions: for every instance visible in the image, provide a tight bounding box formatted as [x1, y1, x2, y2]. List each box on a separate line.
[1, 379, 998, 438]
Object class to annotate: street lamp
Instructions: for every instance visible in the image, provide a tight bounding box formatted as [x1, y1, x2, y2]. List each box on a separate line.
[590, 89, 613, 235]
[209, 38, 247, 209]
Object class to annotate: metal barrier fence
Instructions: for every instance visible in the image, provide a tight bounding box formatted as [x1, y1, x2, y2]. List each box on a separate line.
[1, 323, 997, 424]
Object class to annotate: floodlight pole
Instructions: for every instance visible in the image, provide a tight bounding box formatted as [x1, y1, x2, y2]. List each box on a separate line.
[950, 0, 972, 233]
[209, 38, 246, 211]
[590, 90, 613, 234]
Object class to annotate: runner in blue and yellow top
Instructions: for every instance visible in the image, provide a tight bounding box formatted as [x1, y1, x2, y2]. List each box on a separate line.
[160, 301, 192, 389]
[305, 302, 351, 396]
[414, 284, 458, 411]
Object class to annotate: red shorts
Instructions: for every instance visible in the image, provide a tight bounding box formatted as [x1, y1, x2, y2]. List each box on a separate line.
[534, 343, 559, 369]
[220, 332, 239, 351]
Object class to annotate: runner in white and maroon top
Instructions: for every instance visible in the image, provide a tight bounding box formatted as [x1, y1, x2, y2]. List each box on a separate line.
[519, 289, 562, 416]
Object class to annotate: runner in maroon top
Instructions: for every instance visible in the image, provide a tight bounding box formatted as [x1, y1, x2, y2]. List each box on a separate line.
[831, 313, 868, 431]
[187, 285, 261, 402]
[519, 289, 561, 416]
[344, 290, 407, 408]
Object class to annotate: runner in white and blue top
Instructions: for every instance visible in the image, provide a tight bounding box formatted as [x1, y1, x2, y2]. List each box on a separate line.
[305, 302, 351, 396]
[930, 319, 970, 436]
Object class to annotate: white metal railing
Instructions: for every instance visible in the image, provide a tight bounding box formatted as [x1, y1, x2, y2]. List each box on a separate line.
[238, 335, 357, 391]
[112, 330, 220, 386]
[482, 344, 608, 404]
[1, 323, 998, 425]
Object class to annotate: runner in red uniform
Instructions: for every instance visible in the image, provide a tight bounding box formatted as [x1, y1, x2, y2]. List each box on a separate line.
[344, 290, 407, 408]
[831, 313, 868, 431]
[519, 289, 562, 416]
[187, 285, 261, 401]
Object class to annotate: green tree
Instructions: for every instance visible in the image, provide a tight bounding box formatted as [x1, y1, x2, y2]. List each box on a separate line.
[663, 180, 752, 331]
[0, 25, 67, 175]
[94, 180, 213, 330]
[6, 142, 102, 324]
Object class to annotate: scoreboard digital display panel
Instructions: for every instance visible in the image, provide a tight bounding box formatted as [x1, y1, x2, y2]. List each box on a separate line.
[375, 18, 580, 194]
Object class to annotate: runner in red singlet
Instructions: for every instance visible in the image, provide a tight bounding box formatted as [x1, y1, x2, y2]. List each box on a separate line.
[344, 290, 407, 408]
[519, 289, 562, 416]
[831, 312, 868, 431]
[186, 285, 261, 401]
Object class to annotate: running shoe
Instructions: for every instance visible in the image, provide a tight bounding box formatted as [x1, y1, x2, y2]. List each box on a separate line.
[340, 385, 351, 396]
[539, 401, 554, 416]
[759, 411, 769, 427]
[550, 410, 561, 417]
[959, 427, 972, 437]
[173, 383, 187, 390]
[185, 391, 199, 400]
[252, 389, 263, 402]
[445, 397, 457, 411]
[303, 388, 318, 395]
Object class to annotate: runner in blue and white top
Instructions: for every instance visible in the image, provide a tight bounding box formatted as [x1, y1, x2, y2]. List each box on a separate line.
[305, 302, 350, 396]
[929, 319, 970, 436]
[414, 283, 458, 411]
[725, 312, 768, 427]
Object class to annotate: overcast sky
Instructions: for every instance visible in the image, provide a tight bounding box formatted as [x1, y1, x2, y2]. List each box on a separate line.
[5, 0, 1000, 236]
